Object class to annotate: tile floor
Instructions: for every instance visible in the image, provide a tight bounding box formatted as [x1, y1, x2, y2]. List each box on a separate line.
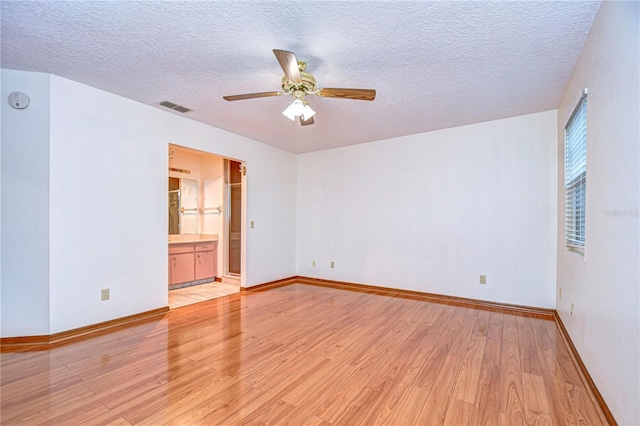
[168, 282, 240, 309]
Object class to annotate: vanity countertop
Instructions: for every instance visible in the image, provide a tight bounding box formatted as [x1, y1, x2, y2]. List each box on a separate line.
[169, 234, 218, 244]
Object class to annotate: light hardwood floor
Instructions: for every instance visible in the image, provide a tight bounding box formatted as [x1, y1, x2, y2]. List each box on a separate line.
[0, 283, 607, 425]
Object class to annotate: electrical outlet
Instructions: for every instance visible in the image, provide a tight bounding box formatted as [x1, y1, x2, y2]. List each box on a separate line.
[570, 302, 575, 317]
[479, 275, 486, 285]
[101, 288, 110, 301]
[330, 261, 335, 269]
[312, 260, 316, 267]
[559, 287, 563, 299]
[250, 221, 254, 229]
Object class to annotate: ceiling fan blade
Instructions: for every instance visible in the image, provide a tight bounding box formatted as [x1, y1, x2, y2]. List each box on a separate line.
[223, 91, 283, 101]
[273, 49, 302, 83]
[300, 116, 315, 126]
[316, 88, 376, 101]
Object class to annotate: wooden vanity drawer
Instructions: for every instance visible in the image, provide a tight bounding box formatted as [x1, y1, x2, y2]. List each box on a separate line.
[169, 243, 195, 255]
[195, 242, 215, 252]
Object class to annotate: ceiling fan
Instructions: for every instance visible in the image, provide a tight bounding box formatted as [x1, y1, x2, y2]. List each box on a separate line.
[223, 49, 376, 126]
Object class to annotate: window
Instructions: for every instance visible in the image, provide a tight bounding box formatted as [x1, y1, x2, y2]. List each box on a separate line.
[564, 93, 587, 250]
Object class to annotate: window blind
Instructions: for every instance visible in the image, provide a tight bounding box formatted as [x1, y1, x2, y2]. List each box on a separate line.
[564, 94, 587, 248]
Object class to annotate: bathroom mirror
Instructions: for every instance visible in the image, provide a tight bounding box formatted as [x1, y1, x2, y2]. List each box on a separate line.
[168, 177, 198, 234]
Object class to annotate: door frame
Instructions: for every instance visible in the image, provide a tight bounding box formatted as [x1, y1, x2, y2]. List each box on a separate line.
[168, 143, 247, 288]
[222, 159, 244, 278]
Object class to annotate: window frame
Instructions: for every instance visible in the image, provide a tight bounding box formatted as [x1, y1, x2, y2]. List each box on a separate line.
[563, 92, 588, 253]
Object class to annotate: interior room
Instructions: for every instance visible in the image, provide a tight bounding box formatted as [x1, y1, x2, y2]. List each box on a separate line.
[1, 1, 638, 424]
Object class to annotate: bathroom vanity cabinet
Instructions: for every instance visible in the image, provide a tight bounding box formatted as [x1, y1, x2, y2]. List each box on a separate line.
[195, 242, 216, 280]
[169, 241, 217, 286]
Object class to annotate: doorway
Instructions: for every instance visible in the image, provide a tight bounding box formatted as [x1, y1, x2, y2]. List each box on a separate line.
[167, 144, 244, 308]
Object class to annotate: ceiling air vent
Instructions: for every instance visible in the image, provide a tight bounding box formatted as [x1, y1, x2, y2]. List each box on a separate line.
[159, 100, 192, 113]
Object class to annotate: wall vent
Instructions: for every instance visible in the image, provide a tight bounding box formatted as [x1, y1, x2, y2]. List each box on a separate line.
[159, 100, 192, 113]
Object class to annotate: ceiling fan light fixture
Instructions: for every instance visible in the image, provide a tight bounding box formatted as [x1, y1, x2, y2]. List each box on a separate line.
[282, 98, 315, 121]
[302, 101, 316, 121]
[282, 99, 304, 121]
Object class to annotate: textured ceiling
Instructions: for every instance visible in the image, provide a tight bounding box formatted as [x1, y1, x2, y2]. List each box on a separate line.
[1, 1, 600, 154]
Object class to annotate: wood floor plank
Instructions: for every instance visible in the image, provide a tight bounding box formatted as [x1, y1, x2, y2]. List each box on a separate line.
[3, 383, 100, 425]
[517, 315, 544, 376]
[522, 372, 553, 425]
[532, 319, 580, 425]
[415, 354, 463, 425]
[482, 311, 504, 366]
[335, 305, 436, 424]
[498, 340, 526, 424]
[237, 399, 296, 425]
[103, 417, 132, 426]
[568, 384, 610, 425]
[468, 310, 505, 426]
[412, 305, 460, 388]
[280, 363, 357, 424]
[84, 349, 185, 393]
[311, 304, 429, 424]
[451, 333, 487, 404]
[39, 400, 110, 426]
[126, 372, 240, 425]
[0, 283, 607, 425]
[312, 350, 400, 423]
[301, 415, 333, 426]
[384, 385, 429, 425]
[469, 363, 502, 426]
[448, 308, 479, 358]
[443, 397, 474, 426]
[0, 365, 79, 404]
[212, 358, 331, 425]
[99, 358, 205, 411]
[359, 325, 435, 424]
[499, 315, 525, 423]
[0, 352, 68, 385]
[472, 309, 491, 338]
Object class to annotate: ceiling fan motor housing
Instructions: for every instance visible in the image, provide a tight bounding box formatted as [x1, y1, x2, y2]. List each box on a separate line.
[281, 63, 316, 95]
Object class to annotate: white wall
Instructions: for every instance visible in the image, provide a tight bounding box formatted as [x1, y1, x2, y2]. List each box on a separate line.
[1, 70, 51, 336]
[555, 2, 639, 424]
[48, 75, 170, 333]
[1, 71, 297, 336]
[297, 110, 557, 308]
